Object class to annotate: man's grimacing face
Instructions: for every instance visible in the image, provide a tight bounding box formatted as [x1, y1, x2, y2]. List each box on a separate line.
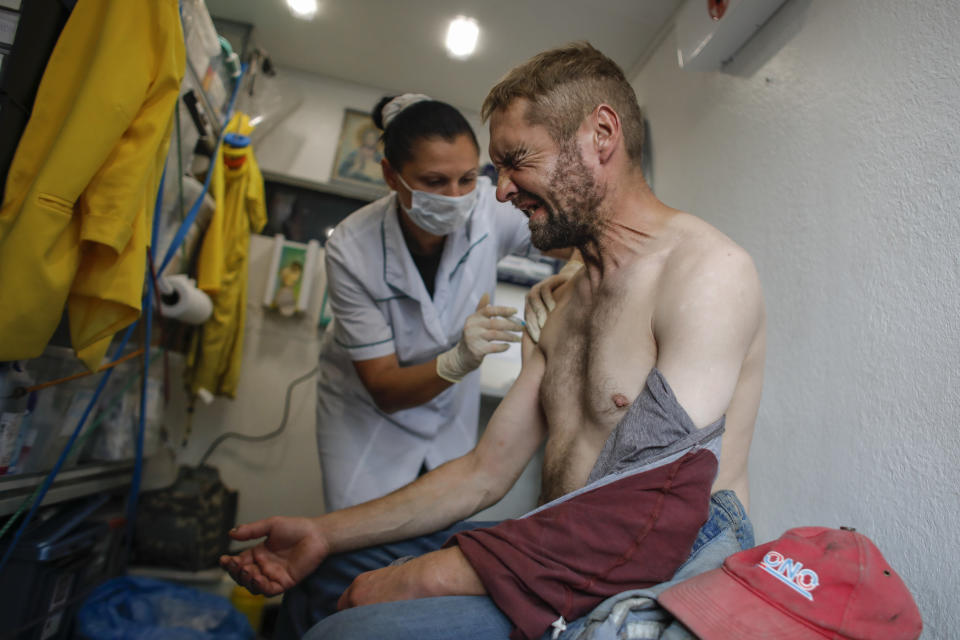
[489, 100, 605, 251]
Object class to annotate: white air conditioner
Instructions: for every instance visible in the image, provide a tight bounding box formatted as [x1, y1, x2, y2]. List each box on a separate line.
[676, 0, 787, 71]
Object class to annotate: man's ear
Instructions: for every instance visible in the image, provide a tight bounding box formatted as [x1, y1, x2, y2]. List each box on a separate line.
[592, 104, 621, 165]
[381, 158, 399, 191]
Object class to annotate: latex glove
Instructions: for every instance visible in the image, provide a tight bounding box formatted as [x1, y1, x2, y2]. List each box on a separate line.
[524, 260, 584, 343]
[437, 293, 523, 383]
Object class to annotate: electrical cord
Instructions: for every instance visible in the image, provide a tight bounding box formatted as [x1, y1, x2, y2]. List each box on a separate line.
[22, 348, 145, 393]
[197, 364, 318, 467]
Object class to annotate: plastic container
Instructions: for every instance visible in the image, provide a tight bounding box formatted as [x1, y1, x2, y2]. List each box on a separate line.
[0, 495, 110, 640]
[85, 354, 163, 463]
[20, 348, 100, 474]
[0, 361, 33, 475]
[18, 345, 164, 471]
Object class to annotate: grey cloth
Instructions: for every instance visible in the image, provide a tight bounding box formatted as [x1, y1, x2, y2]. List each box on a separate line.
[587, 368, 724, 483]
[520, 368, 724, 521]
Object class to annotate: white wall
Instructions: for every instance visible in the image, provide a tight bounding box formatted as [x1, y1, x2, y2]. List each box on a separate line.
[631, 0, 959, 635]
[254, 68, 490, 185]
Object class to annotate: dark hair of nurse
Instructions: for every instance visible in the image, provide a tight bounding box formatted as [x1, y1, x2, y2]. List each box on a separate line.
[372, 96, 480, 170]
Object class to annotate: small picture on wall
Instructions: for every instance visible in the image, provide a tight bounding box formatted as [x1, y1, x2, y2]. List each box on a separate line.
[263, 234, 320, 316]
[330, 109, 388, 190]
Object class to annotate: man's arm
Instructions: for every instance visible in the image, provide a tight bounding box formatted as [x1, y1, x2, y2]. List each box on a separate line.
[221, 338, 548, 596]
[333, 339, 549, 608]
[338, 547, 485, 609]
[320, 340, 548, 552]
[653, 244, 764, 427]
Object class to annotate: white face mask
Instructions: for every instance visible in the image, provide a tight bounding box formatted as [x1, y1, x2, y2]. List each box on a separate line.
[395, 174, 478, 236]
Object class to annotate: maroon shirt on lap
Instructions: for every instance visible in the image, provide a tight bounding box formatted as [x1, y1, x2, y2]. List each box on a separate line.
[448, 448, 717, 640]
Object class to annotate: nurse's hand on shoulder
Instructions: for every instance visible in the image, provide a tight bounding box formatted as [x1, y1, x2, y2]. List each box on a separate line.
[219, 516, 329, 596]
[524, 259, 584, 343]
[436, 293, 524, 383]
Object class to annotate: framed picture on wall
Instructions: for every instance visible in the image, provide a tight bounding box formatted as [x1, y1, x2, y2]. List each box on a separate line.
[330, 109, 389, 191]
[263, 234, 321, 316]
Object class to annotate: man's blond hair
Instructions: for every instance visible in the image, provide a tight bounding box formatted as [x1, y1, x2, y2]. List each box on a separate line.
[482, 42, 645, 163]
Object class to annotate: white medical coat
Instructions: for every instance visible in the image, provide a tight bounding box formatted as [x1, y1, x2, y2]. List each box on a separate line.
[316, 178, 532, 510]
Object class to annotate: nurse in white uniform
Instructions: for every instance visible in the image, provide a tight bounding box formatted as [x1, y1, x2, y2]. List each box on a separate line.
[315, 95, 533, 511]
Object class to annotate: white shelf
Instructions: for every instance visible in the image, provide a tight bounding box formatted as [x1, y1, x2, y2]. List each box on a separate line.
[0, 462, 134, 516]
[261, 169, 388, 204]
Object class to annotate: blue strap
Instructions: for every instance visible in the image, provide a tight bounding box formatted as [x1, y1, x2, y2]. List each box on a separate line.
[0, 323, 136, 575]
[159, 63, 247, 274]
[127, 64, 248, 553]
[123, 168, 166, 552]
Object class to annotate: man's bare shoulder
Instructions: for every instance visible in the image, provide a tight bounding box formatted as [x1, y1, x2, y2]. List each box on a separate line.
[655, 212, 764, 327]
[663, 212, 758, 279]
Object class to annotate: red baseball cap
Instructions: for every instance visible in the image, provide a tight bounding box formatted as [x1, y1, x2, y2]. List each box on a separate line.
[659, 526, 922, 639]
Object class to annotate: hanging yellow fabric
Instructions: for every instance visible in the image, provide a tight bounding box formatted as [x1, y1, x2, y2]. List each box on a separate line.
[0, 0, 185, 370]
[186, 112, 267, 398]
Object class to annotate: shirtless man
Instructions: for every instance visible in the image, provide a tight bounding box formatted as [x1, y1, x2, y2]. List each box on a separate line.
[221, 42, 765, 640]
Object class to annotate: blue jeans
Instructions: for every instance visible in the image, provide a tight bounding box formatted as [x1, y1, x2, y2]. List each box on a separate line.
[281, 491, 754, 640]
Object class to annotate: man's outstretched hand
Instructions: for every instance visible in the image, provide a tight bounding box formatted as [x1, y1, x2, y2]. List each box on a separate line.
[219, 516, 330, 596]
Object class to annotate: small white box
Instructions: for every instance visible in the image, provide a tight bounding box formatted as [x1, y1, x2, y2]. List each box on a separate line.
[676, 0, 787, 71]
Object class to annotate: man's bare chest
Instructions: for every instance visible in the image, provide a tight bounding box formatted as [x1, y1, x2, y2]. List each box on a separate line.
[538, 276, 658, 434]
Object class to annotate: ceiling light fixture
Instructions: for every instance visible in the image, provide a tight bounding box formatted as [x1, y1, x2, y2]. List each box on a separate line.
[286, 0, 318, 20]
[445, 16, 479, 59]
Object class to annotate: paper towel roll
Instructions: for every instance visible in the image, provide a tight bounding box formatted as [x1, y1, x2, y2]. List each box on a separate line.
[159, 275, 213, 325]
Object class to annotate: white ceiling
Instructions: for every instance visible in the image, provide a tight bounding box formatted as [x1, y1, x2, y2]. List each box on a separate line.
[205, 0, 683, 113]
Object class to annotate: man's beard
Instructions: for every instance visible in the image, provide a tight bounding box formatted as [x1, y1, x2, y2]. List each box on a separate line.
[527, 144, 605, 252]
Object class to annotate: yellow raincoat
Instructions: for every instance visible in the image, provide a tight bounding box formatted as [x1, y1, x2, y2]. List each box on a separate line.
[186, 113, 266, 397]
[0, 0, 184, 369]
